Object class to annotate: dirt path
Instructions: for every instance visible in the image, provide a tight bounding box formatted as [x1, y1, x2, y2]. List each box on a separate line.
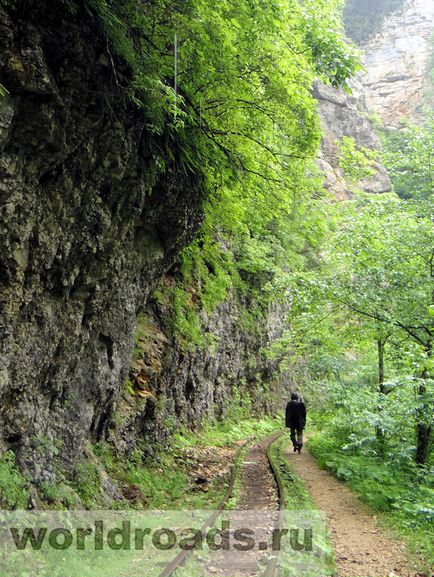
[286, 445, 416, 577]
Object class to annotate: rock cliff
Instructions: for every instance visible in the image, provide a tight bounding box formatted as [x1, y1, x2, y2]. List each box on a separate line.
[110, 294, 286, 460]
[0, 1, 204, 481]
[315, 82, 391, 199]
[0, 1, 286, 488]
[359, 0, 434, 125]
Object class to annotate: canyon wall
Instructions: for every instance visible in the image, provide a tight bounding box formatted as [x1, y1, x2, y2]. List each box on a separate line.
[315, 82, 391, 199]
[0, 1, 286, 488]
[110, 295, 286, 460]
[316, 0, 434, 197]
[0, 1, 206, 481]
[359, 0, 434, 126]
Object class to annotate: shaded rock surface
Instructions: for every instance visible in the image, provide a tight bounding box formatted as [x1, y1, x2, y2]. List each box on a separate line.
[0, 1, 204, 481]
[110, 295, 287, 459]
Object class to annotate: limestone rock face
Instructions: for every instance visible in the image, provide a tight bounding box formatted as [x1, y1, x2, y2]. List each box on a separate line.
[0, 2, 204, 480]
[361, 0, 434, 125]
[314, 82, 392, 198]
[0, 1, 288, 487]
[110, 296, 287, 460]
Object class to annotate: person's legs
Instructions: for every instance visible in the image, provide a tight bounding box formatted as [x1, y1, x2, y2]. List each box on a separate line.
[296, 428, 304, 452]
[290, 428, 297, 451]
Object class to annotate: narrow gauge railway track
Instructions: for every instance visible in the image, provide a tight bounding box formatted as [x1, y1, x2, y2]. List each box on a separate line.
[159, 430, 286, 577]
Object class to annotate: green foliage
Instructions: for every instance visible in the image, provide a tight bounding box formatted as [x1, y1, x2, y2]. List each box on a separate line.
[0, 451, 29, 509]
[302, 0, 361, 90]
[155, 175, 329, 350]
[284, 192, 434, 370]
[124, 377, 135, 396]
[84, 0, 358, 165]
[283, 191, 434, 457]
[225, 382, 253, 423]
[381, 116, 434, 199]
[277, 169, 434, 565]
[310, 376, 433, 464]
[39, 481, 62, 503]
[237, 307, 265, 337]
[82, 0, 358, 353]
[171, 286, 205, 349]
[71, 462, 102, 508]
[93, 441, 116, 472]
[327, 194, 433, 343]
[123, 448, 189, 508]
[337, 135, 377, 183]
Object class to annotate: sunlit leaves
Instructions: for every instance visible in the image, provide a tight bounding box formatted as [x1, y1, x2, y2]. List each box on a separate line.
[85, 0, 362, 354]
[381, 115, 434, 200]
[337, 136, 377, 183]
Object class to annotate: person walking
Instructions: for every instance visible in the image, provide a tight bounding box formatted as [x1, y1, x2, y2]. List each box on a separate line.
[285, 392, 306, 453]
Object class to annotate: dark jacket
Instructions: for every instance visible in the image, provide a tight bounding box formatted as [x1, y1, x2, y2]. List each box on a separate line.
[285, 400, 306, 429]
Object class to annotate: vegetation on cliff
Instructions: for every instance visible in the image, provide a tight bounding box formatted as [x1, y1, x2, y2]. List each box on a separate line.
[81, 0, 359, 342]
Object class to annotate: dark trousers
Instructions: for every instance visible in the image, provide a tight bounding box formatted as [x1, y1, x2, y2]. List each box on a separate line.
[290, 427, 303, 448]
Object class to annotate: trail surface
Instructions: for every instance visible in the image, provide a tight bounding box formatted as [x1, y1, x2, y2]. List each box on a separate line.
[287, 444, 416, 577]
[204, 437, 278, 576]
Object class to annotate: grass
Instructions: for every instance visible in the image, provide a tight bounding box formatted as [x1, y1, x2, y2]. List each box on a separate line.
[270, 435, 316, 510]
[172, 414, 280, 449]
[90, 414, 281, 511]
[70, 461, 105, 509]
[225, 443, 249, 510]
[0, 450, 29, 508]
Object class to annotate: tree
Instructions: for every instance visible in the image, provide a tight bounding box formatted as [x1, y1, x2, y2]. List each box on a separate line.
[84, 0, 360, 186]
[381, 115, 434, 200]
[324, 194, 434, 464]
